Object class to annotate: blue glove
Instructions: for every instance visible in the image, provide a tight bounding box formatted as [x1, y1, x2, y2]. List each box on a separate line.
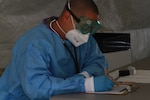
[94, 75, 114, 92]
[84, 75, 114, 92]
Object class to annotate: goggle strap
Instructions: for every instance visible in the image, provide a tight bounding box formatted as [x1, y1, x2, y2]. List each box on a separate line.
[65, 4, 80, 23]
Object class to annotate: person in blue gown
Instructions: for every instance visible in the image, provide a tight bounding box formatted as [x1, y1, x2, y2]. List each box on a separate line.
[0, 0, 114, 99]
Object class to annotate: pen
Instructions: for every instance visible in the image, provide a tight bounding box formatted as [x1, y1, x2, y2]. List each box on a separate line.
[104, 59, 120, 85]
[104, 58, 109, 76]
[103, 59, 118, 85]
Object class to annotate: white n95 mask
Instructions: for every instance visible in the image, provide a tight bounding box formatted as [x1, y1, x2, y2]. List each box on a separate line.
[66, 29, 89, 47]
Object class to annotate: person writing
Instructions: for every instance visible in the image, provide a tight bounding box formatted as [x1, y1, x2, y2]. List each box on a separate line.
[0, 0, 114, 99]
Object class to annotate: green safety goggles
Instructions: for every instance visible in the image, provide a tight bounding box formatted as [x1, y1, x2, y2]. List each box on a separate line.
[65, 5, 101, 35]
[75, 16, 101, 34]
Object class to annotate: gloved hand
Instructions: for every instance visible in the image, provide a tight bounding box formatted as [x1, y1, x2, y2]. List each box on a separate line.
[94, 75, 114, 92]
[85, 75, 114, 92]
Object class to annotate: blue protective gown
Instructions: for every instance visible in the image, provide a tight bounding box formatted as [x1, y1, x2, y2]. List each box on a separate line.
[0, 19, 107, 100]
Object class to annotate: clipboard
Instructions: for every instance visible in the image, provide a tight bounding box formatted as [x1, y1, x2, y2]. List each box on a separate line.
[87, 82, 139, 95]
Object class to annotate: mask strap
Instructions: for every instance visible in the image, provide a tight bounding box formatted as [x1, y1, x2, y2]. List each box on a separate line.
[68, 0, 76, 29]
[70, 15, 76, 29]
[56, 21, 66, 34]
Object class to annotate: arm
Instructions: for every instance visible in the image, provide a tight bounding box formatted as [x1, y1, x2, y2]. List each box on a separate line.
[17, 44, 85, 99]
[81, 36, 108, 77]
[79, 36, 114, 92]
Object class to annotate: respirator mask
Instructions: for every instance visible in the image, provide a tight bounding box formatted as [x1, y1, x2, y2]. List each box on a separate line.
[65, 1, 101, 47]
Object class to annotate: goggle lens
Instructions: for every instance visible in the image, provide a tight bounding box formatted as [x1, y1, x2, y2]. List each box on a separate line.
[76, 17, 101, 35]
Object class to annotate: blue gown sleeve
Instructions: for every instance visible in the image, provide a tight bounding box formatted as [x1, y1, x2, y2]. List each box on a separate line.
[17, 44, 85, 100]
[80, 36, 108, 76]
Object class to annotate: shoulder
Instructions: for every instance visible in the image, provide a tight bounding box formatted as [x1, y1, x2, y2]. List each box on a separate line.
[13, 22, 56, 53]
[87, 35, 97, 45]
